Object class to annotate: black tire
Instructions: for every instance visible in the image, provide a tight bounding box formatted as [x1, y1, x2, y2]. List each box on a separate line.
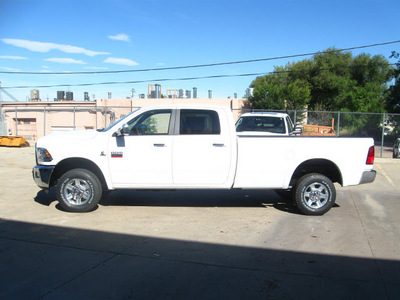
[294, 173, 336, 215]
[56, 169, 102, 212]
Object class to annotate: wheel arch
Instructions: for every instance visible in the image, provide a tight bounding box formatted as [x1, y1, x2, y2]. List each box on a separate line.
[289, 159, 343, 188]
[50, 158, 108, 191]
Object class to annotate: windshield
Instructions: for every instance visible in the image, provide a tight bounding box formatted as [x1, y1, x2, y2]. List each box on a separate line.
[236, 116, 286, 134]
[101, 109, 140, 132]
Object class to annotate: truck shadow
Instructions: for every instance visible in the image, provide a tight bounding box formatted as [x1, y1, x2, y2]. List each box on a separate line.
[100, 189, 301, 214]
[34, 187, 57, 207]
[34, 188, 303, 214]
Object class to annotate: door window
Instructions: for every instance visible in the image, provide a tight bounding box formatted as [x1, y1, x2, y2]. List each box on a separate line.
[180, 109, 220, 135]
[127, 110, 172, 135]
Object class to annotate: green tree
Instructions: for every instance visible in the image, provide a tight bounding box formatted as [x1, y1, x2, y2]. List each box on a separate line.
[386, 51, 400, 113]
[249, 48, 392, 113]
[249, 66, 311, 110]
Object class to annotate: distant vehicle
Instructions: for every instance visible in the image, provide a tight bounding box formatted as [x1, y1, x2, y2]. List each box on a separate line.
[394, 138, 400, 158]
[235, 112, 302, 136]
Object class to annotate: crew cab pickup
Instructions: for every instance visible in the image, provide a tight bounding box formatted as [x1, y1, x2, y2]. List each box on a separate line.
[32, 105, 376, 215]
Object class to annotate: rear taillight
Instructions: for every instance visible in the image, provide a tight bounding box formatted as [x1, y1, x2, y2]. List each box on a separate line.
[366, 146, 375, 165]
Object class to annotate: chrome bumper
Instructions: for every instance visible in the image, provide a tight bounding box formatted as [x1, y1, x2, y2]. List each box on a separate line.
[359, 170, 377, 185]
[32, 165, 55, 189]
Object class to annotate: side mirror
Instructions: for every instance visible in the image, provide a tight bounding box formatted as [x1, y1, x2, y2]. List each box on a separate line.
[113, 123, 129, 137]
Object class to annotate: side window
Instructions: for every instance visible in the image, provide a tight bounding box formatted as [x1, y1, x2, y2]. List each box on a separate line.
[127, 110, 172, 135]
[180, 109, 221, 135]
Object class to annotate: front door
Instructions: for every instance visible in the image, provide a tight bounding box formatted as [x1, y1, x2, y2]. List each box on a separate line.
[108, 109, 174, 187]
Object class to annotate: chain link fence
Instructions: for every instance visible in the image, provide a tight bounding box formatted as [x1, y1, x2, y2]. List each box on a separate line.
[2, 105, 400, 158]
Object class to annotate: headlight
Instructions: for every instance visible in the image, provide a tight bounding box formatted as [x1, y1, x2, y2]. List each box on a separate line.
[36, 147, 53, 163]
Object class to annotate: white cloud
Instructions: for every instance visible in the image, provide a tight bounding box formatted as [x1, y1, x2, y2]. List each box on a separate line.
[108, 33, 130, 42]
[0, 67, 20, 71]
[103, 57, 138, 66]
[0, 55, 27, 60]
[1, 38, 110, 56]
[44, 58, 87, 64]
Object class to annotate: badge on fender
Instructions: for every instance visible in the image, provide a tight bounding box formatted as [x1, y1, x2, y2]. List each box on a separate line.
[111, 152, 123, 158]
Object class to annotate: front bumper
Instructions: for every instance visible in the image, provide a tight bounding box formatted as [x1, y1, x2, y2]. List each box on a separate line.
[359, 170, 377, 185]
[32, 165, 55, 189]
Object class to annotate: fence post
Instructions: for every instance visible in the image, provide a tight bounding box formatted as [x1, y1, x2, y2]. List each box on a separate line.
[381, 113, 385, 158]
[104, 106, 107, 128]
[73, 106, 76, 130]
[95, 105, 98, 130]
[15, 107, 18, 136]
[337, 111, 340, 136]
[43, 107, 46, 136]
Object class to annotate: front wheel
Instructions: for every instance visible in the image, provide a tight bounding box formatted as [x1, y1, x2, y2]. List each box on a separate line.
[56, 169, 102, 212]
[294, 173, 336, 215]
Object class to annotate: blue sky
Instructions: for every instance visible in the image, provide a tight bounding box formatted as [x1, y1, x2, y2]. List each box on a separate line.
[0, 0, 399, 101]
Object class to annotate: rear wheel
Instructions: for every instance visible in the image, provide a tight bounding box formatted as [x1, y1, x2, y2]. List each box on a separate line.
[56, 169, 102, 212]
[294, 173, 335, 215]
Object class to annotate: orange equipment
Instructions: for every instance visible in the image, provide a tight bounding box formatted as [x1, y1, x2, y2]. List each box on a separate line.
[0, 136, 30, 147]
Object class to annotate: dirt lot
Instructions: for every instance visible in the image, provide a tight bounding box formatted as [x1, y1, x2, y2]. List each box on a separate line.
[1, 146, 400, 299]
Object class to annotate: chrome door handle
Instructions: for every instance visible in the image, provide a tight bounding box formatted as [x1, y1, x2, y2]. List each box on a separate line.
[213, 143, 225, 147]
[154, 143, 165, 147]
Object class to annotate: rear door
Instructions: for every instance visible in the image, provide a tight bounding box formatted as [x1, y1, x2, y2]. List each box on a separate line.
[172, 108, 233, 187]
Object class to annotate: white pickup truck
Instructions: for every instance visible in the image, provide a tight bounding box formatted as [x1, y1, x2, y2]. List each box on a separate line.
[32, 105, 376, 215]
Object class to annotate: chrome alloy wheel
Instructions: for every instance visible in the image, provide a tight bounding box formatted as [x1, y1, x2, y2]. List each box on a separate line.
[303, 182, 329, 209]
[63, 178, 92, 206]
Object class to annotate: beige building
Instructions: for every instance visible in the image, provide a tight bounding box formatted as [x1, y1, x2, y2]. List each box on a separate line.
[1, 98, 248, 140]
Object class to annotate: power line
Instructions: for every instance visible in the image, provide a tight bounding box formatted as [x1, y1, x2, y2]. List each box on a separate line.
[2, 73, 267, 89]
[1, 39, 399, 75]
[3, 63, 397, 90]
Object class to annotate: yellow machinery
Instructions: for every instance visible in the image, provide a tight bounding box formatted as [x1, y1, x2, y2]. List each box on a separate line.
[0, 136, 30, 147]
